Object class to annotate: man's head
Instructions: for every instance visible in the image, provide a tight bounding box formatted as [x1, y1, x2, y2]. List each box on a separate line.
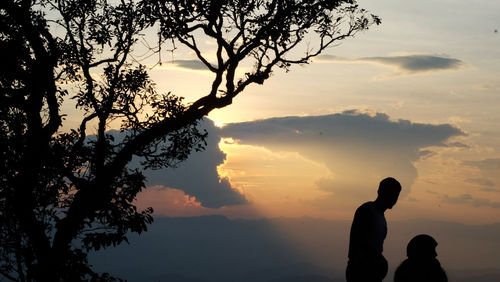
[376, 177, 401, 209]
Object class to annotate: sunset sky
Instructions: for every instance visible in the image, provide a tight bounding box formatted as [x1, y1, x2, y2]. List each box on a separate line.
[83, 1, 500, 280]
[121, 0, 500, 225]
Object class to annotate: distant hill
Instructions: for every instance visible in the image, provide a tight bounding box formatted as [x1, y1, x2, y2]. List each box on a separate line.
[266, 274, 340, 282]
[89, 215, 500, 282]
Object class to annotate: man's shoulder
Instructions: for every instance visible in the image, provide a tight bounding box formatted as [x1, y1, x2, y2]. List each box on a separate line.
[355, 201, 382, 218]
[356, 201, 376, 212]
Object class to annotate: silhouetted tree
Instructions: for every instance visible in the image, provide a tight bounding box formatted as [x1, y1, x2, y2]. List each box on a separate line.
[0, 0, 380, 280]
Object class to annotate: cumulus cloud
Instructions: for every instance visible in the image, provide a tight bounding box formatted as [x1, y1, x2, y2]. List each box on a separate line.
[130, 119, 248, 209]
[463, 158, 500, 170]
[222, 111, 464, 149]
[465, 177, 495, 187]
[318, 54, 463, 74]
[121, 111, 467, 208]
[220, 111, 465, 199]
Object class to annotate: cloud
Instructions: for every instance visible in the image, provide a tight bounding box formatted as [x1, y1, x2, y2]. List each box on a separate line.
[363, 55, 463, 72]
[444, 141, 469, 148]
[465, 178, 495, 187]
[221, 111, 464, 149]
[476, 83, 500, 90]
[463, 158, 500, 170]
[130, 119, 248, 209]
[318, 54, 463, 74]
[169, 59, 210, 71]
[418, 150, 437, 159]
[220, 111, 465, 199]
[481, 188, 500, 193]
[314, 177, 374, 200]
[135, 186, 209, 217]
[441, 193, 500, 208]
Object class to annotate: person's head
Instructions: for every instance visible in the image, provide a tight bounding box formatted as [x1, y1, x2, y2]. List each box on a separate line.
[376, 177, 401, 209]
[407, 234, 438, 260]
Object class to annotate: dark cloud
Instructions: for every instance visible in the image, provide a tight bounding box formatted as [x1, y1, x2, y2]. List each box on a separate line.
[221, 111, 464, 149]
[221, 111, 465, 198]
[318, 54, 463, 73]
[129, 119, 247, 209]
[169, 59, 209, 70]
[463, 158, 500, 170]
[363, 55, 463, 72]
[441, 193, 500, 208]
[445, 141, 469, 148]
[418, 150, 437, 159]
[465, 178, 495, 187]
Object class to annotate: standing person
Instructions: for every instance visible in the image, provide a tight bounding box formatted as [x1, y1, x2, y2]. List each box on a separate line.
[346, 177, 402, 282]
[394, 234, 448, 282]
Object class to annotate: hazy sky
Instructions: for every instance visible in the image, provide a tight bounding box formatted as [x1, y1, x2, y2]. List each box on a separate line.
[127, 0, 500, 225]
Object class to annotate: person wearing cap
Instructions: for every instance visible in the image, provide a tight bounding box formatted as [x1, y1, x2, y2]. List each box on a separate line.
[394, 234, 448, 282]
[346, 177, 402, 282]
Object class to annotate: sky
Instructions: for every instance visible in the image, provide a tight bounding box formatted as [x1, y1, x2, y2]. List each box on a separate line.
[128, 0, 500, 224]
[80, 0, 500, 280]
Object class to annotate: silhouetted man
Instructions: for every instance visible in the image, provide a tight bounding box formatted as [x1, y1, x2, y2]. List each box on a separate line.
[394, 234, 448, 282]
[346, 177, 402, 282]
